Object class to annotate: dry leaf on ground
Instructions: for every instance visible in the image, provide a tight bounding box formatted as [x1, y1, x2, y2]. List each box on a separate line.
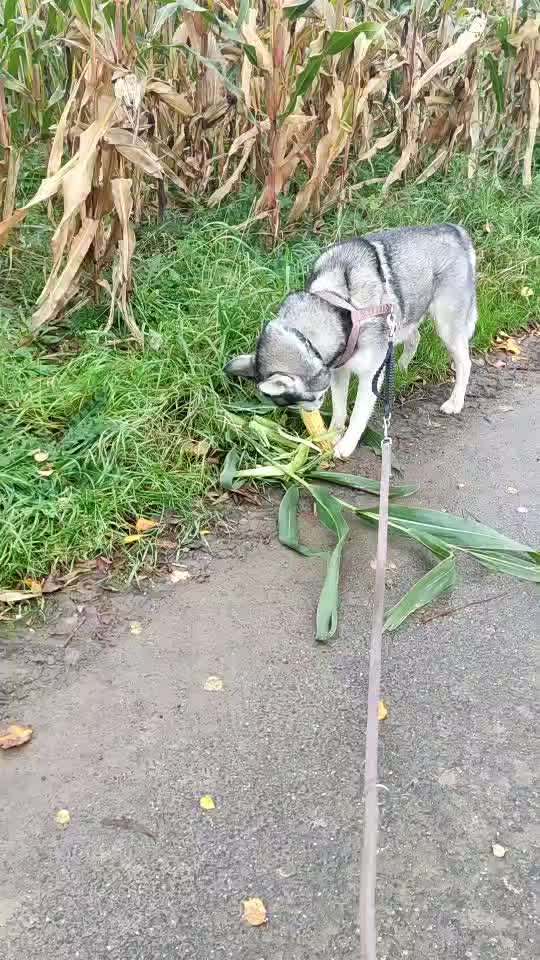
[135, 517, 158, 534]
[124, 534, 143, 544]
[0, 723, 33, 750]
[199, 795, 216, 811]
[496, 337, 521, 356]
[55, 809, 71, 829]
[378, 701, 388, 721]
[0, 589, 39, 603]
[170, 568, 190, 584]
[242, 897, 268, 926]
[23, 579, 42, 593]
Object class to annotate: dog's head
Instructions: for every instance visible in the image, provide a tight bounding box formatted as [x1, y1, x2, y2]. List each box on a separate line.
[224, 293, 332, 409]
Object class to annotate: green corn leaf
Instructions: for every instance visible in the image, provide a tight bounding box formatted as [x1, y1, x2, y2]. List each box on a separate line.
[324, 23, 381, 56]
[284, 1, 316, 21]
[384, 554, 457, 632]
[316, 540, 346, 642]
[359, 505, 535, 554]
[278, 485, 349, 641]
[149, 0, 205, 37]
[485, 53, 505, 114]
[310, 487, 349, 642]
[311, 485, 349, 540]
[220, 447, 240, 490]
[71, 0, 94, 27]
[308, 470, 417, 498]
[282, 52, 324, 119]
[236, 0, 250, 28]
[468, 550, 540, 583]
[282, 23, 380, 118]
[278, 485, 323, 558]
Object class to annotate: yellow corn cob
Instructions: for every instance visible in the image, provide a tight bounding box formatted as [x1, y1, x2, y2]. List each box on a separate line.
[300, 409, 334, 454]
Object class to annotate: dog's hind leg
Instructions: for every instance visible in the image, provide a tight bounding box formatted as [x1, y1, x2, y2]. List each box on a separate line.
[433, 294, 476, 415]
[398, 327, 421, 371]
[329, 367, 351, 433]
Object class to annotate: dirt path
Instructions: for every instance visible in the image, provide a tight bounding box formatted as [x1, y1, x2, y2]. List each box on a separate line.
[1, 341, 538, 960]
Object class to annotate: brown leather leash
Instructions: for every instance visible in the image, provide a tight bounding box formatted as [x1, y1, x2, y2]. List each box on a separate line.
[313, 285, 398, 956]
[359, 314, 396, 960]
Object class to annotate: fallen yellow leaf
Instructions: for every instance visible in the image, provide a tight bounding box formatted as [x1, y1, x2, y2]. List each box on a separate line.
[200, 795, 216, 811]
[0, 723, 33, 750]
[23, 579, 43, 594]
[520, 286, 533, 299]
[55, 809, 71, 829]
[124, 534, 143, 544]
[378, 700, 388, 721]
[497, 336, 521, 356]
[130, 621, 142, 635]
[135, 517, 158, 534]
[242, 897, 268, 926]
[32, 449, 49, 463]
[204, 676, 223, 691]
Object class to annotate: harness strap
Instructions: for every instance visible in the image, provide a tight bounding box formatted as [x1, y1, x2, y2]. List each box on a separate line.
[313, 290, 394, 368]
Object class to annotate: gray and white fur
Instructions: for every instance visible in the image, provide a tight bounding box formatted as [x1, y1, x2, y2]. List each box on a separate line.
[225, 224, 477, 459]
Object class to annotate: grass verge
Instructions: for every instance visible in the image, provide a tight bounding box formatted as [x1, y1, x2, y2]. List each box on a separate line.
[1, 160, 539, 586]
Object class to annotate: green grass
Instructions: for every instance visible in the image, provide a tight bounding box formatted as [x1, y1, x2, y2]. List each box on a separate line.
[1, 159, 539, 586]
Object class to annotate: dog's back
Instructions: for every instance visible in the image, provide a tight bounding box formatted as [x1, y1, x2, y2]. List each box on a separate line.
[309, 224, 475, 331]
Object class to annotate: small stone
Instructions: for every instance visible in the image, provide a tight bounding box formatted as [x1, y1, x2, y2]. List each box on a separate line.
[170, 568, 190, 584]
[492, 842, 507, 858]
[516, 506, 528, 514]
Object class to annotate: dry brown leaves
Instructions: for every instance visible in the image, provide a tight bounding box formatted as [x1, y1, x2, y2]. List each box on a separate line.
[242, 897, 268, 926]
[0, 723, 33, 750]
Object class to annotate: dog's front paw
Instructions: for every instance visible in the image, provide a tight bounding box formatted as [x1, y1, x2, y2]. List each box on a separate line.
[333, 435, 358, 460]
[440, 395, 464, 415]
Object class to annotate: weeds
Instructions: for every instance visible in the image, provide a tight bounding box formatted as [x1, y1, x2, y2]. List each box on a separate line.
[0, 159, 538, 586]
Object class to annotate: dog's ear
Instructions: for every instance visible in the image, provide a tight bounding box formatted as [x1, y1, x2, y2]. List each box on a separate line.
[224, 353, 256, 379]
[258, 374, 295, 397]
[309, 265, 349, 301]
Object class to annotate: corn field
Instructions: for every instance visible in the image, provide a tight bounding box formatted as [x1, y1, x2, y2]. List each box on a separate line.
[0, 1, 538, 341]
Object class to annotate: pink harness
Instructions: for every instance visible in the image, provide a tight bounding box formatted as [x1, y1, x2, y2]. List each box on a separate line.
[314, 290, 394, 368]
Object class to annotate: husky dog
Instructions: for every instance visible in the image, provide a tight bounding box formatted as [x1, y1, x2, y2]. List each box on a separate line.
[225, 224, 477, 459]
